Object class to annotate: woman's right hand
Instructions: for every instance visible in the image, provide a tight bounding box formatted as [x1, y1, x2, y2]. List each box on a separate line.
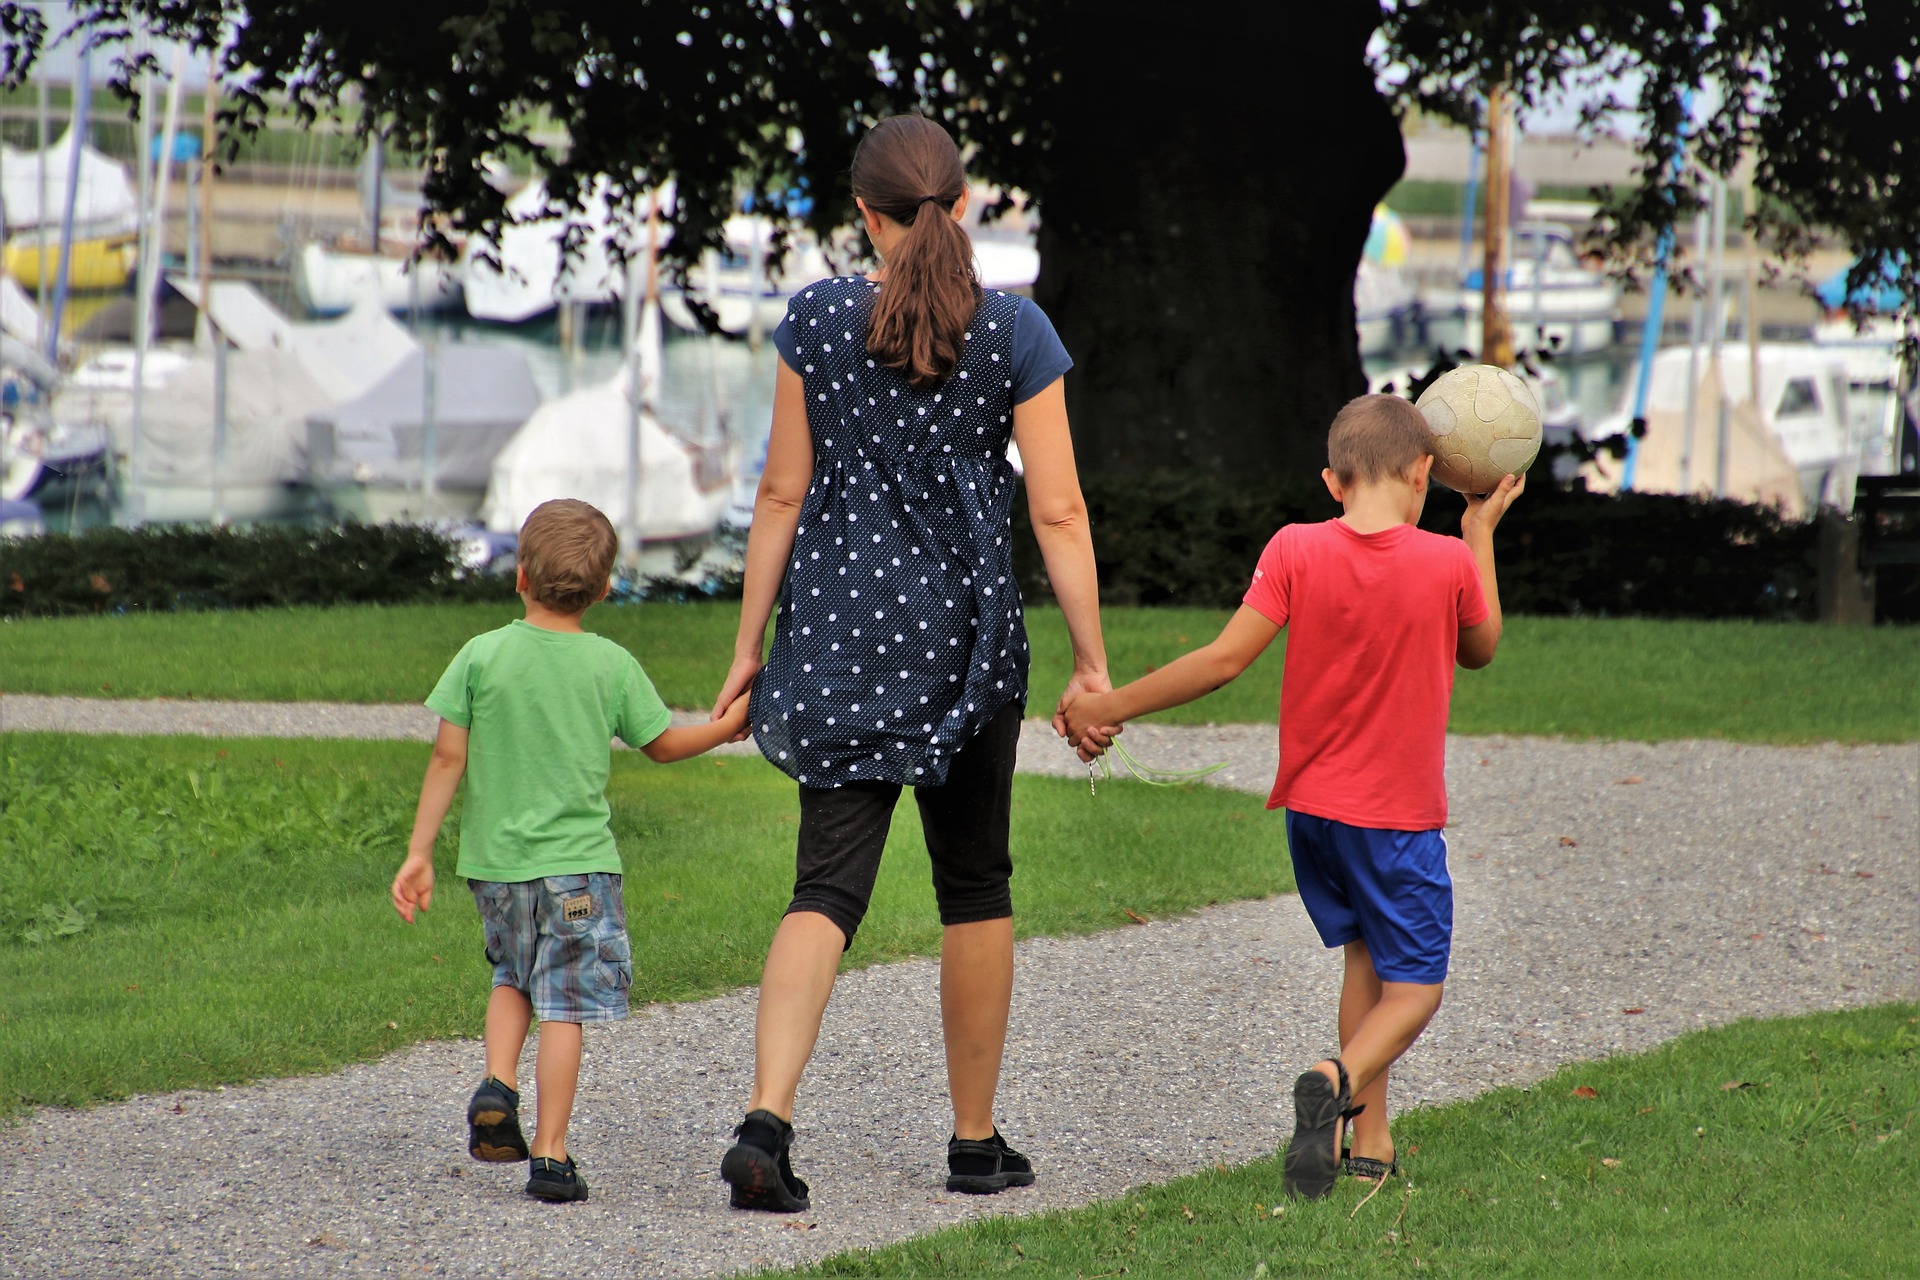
[713, 654, 762, 742]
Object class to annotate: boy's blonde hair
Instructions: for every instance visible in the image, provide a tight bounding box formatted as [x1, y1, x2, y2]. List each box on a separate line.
[1327, 394, 1433, 486]
[518, 499, 618, 613]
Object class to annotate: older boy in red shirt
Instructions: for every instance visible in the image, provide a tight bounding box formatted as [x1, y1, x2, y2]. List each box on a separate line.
[1062, 393, 1523, 1200]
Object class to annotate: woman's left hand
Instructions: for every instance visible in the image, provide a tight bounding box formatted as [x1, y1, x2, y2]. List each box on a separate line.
[713, 654, 763, 743]
[1054, 668, 1118, 761]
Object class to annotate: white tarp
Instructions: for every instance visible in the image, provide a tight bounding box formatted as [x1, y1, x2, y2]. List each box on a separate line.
[461, 177, 668, 323]
[0, 129, 139, 237]
[127, 348, 330, 488]
[0, 274, 44, 347]
[163, 279, 416, 401]
[308, 344, 542, 490]
[482, 367, 724, 540]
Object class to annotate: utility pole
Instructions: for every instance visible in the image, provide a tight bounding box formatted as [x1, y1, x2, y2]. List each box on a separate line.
[1480, 83, 1515, 368]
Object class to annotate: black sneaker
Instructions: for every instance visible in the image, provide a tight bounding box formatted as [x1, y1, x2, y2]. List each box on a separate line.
[721, 1109, 811, 1212]
[525, 1155, 589, 1202]
[946, 1129, 1036, 1195]
[466, 1076, 529, 1163]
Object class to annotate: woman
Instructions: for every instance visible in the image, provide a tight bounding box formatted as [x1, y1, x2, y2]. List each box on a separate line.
[709, 114, 1109, 1212]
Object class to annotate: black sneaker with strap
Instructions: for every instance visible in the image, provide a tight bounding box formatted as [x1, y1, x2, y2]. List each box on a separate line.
[1283, 1058, 1357, 1200]
[946, 1129, 1036, 1195]
[721, 1109, 811, 1212]
[466, 1076, 529, 1163]
[525, 1154, 589, 1202]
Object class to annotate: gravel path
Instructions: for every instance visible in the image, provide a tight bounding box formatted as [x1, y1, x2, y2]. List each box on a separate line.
[2, 698, 1915, 1279]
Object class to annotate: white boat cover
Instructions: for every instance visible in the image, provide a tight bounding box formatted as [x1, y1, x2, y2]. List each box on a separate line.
[461, 177, 668, 323]
[0, 129, 139, 236]
[482, 366, 723, 541]
[164, 279, 417, 401]
[0, 274, 44, 347]
[128, 348, 331, 489]
[307, 344, 542, 491]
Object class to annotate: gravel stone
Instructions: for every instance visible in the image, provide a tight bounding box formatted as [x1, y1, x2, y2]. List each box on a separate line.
[1, 698, 1913, 1278]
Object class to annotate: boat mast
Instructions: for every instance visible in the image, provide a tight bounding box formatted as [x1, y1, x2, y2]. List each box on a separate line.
[1707, 176, 1730, 497]
[196, 51, 216, 347]
[1479, 83, 1514, 368]
[46, 42, 92, 361]
[34, 78, 49, 319]
[130, 45, 188, 525]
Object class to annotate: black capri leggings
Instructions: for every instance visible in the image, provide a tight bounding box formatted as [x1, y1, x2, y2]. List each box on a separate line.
[787, 701, 1022, 948]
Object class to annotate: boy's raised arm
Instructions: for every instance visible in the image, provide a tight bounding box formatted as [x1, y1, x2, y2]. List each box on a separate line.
[1062, 606, 1281, 750]
[1457, 472, 1524, 670]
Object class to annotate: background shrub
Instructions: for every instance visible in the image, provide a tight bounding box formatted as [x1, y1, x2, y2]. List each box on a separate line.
[0, 524, 503, 617]
[1013, 460, 1914, 623]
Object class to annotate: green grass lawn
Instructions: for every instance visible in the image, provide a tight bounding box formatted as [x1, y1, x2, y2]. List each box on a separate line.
[2, 603, 1914, 742]
[780, 1003, 1920, 1279]
[0, 732, 1284, 1118]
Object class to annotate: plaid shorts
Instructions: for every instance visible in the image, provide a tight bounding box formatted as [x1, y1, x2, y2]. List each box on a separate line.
[469, 872, 632, 1024]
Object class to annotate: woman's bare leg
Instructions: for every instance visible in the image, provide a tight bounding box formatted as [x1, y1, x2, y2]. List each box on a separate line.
[745, 911, 847, 1120]
[940, 916, 1015, 1140]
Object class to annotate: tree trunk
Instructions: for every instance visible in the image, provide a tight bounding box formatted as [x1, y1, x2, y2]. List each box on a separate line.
[1030, 3, 1405, 490]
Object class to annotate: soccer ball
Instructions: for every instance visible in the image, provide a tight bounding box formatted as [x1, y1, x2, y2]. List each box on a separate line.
[1413, 365, 1542, 495]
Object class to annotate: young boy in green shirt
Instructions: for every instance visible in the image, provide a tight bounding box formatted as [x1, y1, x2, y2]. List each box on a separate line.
[391, 498, 749, 1203]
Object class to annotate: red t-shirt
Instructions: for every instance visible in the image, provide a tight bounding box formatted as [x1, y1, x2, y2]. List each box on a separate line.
[1241, 520, 1488, 830]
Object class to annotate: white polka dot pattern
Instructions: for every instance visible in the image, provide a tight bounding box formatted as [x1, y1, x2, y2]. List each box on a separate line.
[752, 278, 1031, 787]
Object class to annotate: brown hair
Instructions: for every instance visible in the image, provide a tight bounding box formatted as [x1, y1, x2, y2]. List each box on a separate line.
[851, 115, 979, 389]
[517, 499, 617, 613]
[1327, 394, 1433, 486]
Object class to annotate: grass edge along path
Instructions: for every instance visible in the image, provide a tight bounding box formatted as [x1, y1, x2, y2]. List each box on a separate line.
[776, 1003, 1920, 1279]
[1, 603, 1916, 743]
[0, 732, 1287, 1119]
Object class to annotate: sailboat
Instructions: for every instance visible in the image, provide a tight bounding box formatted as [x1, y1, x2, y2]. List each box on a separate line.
[460, 176, 655, 325]
[0, 127, 140, 290]
[1584, 344, 1859, 515]
[307, 342, 543, 522]
[53, 284, 417, 521]
[1457, 221, 1620, 358]
[481, 272, 732, 563]
[292, 149, 463, 316]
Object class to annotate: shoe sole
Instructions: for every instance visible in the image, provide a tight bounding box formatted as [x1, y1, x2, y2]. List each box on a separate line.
[945, 1170, 1035, 1195]
[525, 1178, 589, 1203]
[1282, 1070, 1342, 1200]
[721, 1142, 810, 1212]
[468, 1104, 529, 1163]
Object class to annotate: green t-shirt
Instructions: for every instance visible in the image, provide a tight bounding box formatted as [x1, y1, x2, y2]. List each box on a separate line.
[425, 620, 673, 883]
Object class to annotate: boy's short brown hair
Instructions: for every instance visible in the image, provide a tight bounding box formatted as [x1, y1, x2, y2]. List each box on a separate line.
[518, 499, 618, 614]
[1327, 394, 1433, 486]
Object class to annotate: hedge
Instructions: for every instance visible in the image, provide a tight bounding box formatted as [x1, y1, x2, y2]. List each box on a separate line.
[1, 475, 1911, 623]
[0, 523, 502, 617]
[1011, 455, 1919, 624]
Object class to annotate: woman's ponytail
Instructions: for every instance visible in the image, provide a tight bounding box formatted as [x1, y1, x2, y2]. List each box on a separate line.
[852, 116, 980, 389]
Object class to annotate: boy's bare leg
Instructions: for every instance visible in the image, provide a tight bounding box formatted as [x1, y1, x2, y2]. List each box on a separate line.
[1336, 942, 1395, 1162]
[483, 985, 533, 1088]
[529, 1020, 582, 1161]
[746, 911, 846, 1120]
[1312, 968, 1444, 1163]
[940, 917, 1014, 1141]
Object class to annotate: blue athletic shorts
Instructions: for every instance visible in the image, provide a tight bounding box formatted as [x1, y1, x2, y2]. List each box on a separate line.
[1283, 811, 1452, 985]
[469, 872, 632, 1024]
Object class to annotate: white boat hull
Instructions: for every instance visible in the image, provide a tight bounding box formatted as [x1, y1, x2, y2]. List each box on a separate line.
[1453, 304, 1617, 359]
[294, 243, 462, 317]
[123, 483, 310, 525]
[317, 483, 486, 525]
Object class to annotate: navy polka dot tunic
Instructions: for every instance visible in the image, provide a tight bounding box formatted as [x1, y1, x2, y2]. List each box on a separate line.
[751, 277, 1070, 788]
